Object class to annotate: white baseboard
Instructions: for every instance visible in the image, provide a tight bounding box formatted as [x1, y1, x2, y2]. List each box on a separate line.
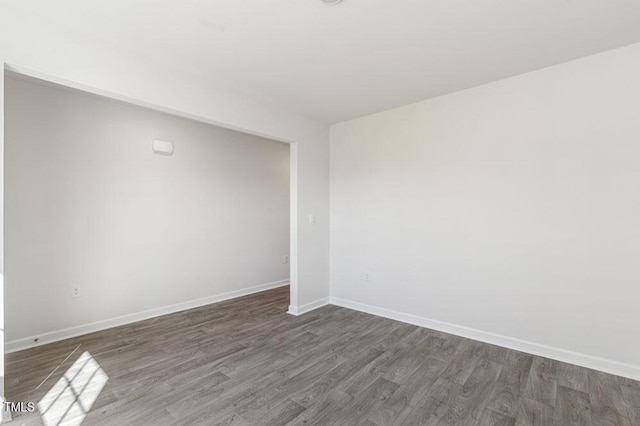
[288, 297, 330, 316]
[330, 296, 640, 382]
[5, 280, 290, 354]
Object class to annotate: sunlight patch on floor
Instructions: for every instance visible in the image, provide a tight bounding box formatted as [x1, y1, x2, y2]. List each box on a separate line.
[38, 351, 108, 426]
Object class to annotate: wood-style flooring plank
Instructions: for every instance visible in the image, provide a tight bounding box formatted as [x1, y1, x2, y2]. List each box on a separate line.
[485, 351, 533, 417]
[554, 385, 592, 425]
[523, 356, 558, 408]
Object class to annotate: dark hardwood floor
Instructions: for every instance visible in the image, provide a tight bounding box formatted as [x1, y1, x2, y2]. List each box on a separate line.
[6, 286, 640, 425]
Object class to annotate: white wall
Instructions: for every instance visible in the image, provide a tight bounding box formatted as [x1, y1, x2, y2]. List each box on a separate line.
[331, 42, 640, 378]
[5, 74, 291, 343]
[0, 3, 330, 308]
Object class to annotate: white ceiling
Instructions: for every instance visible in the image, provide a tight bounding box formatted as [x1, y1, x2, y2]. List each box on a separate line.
[8, 0, 640, 123]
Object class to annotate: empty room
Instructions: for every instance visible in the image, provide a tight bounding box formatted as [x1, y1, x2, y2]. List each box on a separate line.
[1, 1, 640, 425]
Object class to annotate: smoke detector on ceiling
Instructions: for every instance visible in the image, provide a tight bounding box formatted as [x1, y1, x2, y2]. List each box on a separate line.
[321, 0, 343, 4]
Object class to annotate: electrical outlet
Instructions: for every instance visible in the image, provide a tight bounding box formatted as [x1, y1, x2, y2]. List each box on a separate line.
[364, 273, 372, 281]
[284, 255, 290, 264]
[71, 287, 81, 298]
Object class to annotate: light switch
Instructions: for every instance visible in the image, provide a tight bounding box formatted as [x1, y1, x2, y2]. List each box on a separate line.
[308, 214, 316, 225]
